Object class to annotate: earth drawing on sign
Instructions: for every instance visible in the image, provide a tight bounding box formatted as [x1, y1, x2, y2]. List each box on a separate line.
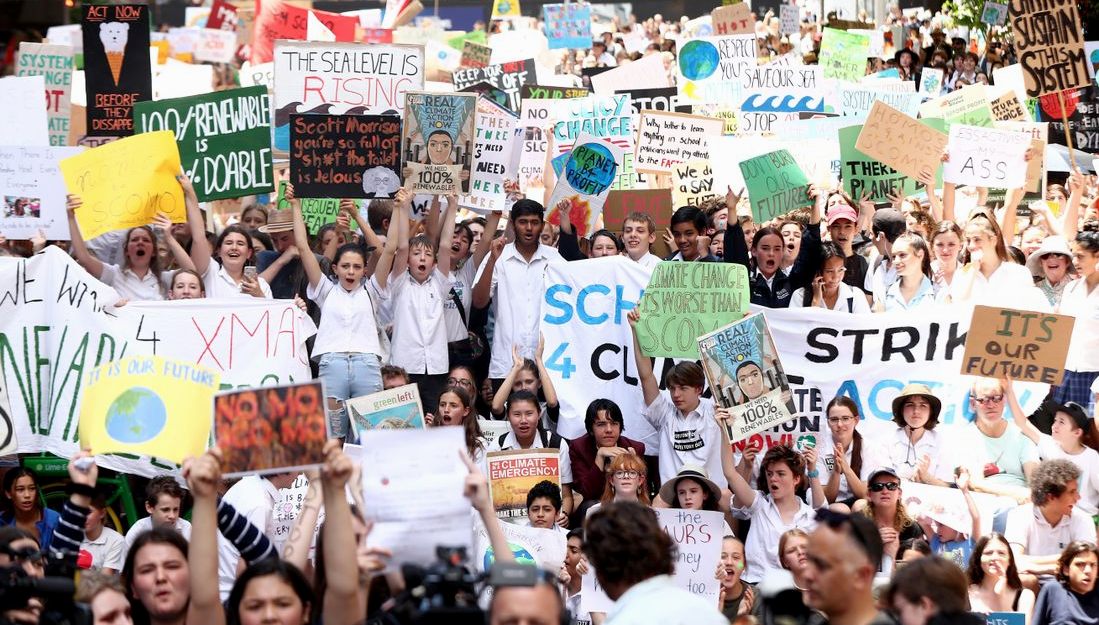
[105, 387, 167, 443]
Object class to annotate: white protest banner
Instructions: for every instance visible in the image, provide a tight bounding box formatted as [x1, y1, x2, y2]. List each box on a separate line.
[460, 97, 522, 213]
[676, 34, 757, 105]
[840, 83, 920, 118]
[0, 146, 79, 240]
[780, 5, 799, 34]
[0, 76, 50, 147]
[351, 427, 471, 570]
[901, 481, 1014, 538]
[272, 41, 425, 155]
[16, 43, 74, 147]
[167, 27, 199, 57]
[943, 124, 1030, 188]
[635, 111, 722, 175]
[472, 517, 567, 572]
[194, 28, 237, 64]
[654, 508, 723, 601]
[590, 53, 671, 94]
[0, 248, 316, 477]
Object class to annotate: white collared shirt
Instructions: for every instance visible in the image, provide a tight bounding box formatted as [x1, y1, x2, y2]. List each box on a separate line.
[790, 281, 871, 312]
[203, 262, 273, 299]
[488, 430, 574, 484]
[218, 476, 280, 600]
[444, 260, 477, 342]
[633, 252, 662, 271]
[1059, 277, 1099, 371]
[606, 575, 728, 625]
[741, 492, 818, 584]
[98, 263, 169, 301]
[376, 268, 453, 375]
[641, 392, 727, 489]
[123, 517, 192, 552]
[950, 262, 1047, 309]
[484, 243, 563, 379]
[885, 427, 955, 483]
[80, 527, 125, 571]
[816, 438, 887, 501]
[1005, 502, 1096, 557]
[307, 278, 381, 357]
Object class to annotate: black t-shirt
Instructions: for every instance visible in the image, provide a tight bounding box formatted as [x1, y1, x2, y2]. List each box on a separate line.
[844, 254, 870, 295]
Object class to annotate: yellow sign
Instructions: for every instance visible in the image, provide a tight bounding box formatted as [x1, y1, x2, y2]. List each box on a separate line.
[491, 0, 520, 19]
[78, 356, 220, 464]
[59, 130, 184, 240]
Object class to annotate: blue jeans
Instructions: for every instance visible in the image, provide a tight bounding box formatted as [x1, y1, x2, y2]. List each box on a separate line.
[318, 352, 382, 440]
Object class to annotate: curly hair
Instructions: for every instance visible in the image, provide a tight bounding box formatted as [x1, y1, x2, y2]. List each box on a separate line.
[755, 445, 806, 492]
[966, 533, 1022, 590]
[1030, 459, 1081, 506]
[584, 502, 674, 589]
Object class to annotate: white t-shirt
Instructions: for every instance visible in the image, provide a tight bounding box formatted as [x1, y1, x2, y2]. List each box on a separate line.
[123, 517, 192, 553]
[306, 278, 381, 357]
[1059, 278, 1099, 372]
[444, 260, 477, 342]
[483, 243, 563, 379]
[816, 437, 888, 501]
[376, 268, 454, 375]
[203, 262, 273, 299]
[790, 282, 871, 313]
[98, 264, 170, 301]
[1037, 435, 1099, 515]
[81, 527, 125, 571]
[641, 393, 727, 490]
[1005, 503, 1096, 557]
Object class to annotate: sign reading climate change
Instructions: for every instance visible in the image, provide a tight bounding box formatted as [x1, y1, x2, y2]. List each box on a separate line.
[134, 87, 274, 202]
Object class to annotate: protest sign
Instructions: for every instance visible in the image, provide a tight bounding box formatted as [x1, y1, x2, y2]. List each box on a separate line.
[194, 28, 237, 64]
[819, 28, 870, 82]
[676, 35, 757, 105]
[982, 1, 1009, 25]
[166, 27, 199, 59]
[59, 131, 184, 240]
[1043, 86, 1099, 153]
[491, 0, 521, 19]
[134, 87, 274, 202]
[1010, 0, 1089, 97]
[472, 518, 567, 572]
[919, 68, 944, 97]
[780, 5, 800, 34]
[452, 59, 535, 113]
[460, 41, 491, 68]
[591, 53, 671, 94]
[994, 121, 1048, 195]
[603, 189, 673, 257]
[1, 250, 316, 476]
[402, 92, 476, 195]
[900, 481, 1014, 542]
[653, 508, 724, 602]
[699, 314, 796, 442]
[840, 84, 920, 118]
[81, 3, 150, 137]
[0, 146, 80, 240]
[353, 427, 471, 570]
[943, 124, 1030, 189]
[856, 100, 948, 181]
[961, 306, 1073, 384]
[635, 111, 722, 175]
[251, 0, 357, 64]
[78, 356, 219, 464]
[546, 134, 622, 236]
[542, 4, 592, 49]
[205, 0, 238, 30]
[290, 114, 402, 199]
[620, 87, 692, 115]
[990, 90, 1029, 122]
[274, 181, 362, 235]
[739, 149, 812, 223]
[0, 376, 15, 456]
[711, 3, 754, 35]
[461, 98, 521, 213]
[214, 381, 328, 478]
[240, 62, 274, 91]
[551, 93, 633, 155]
[16, 43, 73, 147]
[346, 383, 424, 434]
[271, 41, 424, 156]
[919, 85, 995, 129]
[521, 85, 590, 100]
[0, 76, 50, 148]
[986, 614, 1024, 625]
[673, 159, 719, 207]
[838, 124, 917, 203]
[487, 449, 561, 522]
[636, 261, 750, 358]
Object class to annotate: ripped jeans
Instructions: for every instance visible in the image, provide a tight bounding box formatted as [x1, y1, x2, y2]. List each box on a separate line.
[317, 352, 383, 441]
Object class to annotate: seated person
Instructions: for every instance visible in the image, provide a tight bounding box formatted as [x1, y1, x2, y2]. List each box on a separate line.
[1004, 459, 1096, 575]
[489, 391, 575, 520]
[124, 476, 191, 553]
[526, 480, 567, 532]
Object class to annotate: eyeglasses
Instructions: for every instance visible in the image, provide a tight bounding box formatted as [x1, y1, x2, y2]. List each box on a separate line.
[446, 377, 474, 388]
[827, 416, 856, 424]
[869, 482, 900, 492]
[612, 470, 639, 479]
[972, 394, 1004, 405]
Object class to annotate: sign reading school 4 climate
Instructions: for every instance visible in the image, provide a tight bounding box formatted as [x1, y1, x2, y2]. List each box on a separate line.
[134, 87, 274, 202]
[0, 248, 316, 477]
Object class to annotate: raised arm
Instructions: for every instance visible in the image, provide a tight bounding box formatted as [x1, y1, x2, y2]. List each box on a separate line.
[492, 346, 525, 416]
[1063, 171, 1085, 241]
[534, 333, 559, 410]
[437, 196, 458, 278]
[716, 409, 757, 509]
[424, 195, 443, 246]
[1005, 378, 1041, 445]
[471, 210, 503, 268]
[66, 195, 105, 278]
[182, 447, 226, 625]
[152, 212, 195, 272]
[289, 185, 324, 288]
[1000, 188, 1023, 249]
[321, 440, 377, 625]
[472, 235, 505, 309]
[463, 450, 514, 565]
[186, 176, 214, 277]
[281, 471, 322, 577]
[627, 309, 660, 407]
[373, 190, 407, 290]
[956, 470, 982, 541]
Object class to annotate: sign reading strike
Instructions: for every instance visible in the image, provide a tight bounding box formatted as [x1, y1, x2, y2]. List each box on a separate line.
[961, 306, 1074, 384]
[134, 87, 274, 202]
[1009, 0, 1090, 97]
[739, 149, 812, 223]
[636, 261, 749, 358]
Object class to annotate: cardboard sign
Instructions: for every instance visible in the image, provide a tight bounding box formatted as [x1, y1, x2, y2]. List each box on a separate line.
[214, 381, 329, 477]
[460, 98, 521, 213]
[653, 508, 724, 602]
[739, 149, 812, 223]
[134, 87, 274, 202]
[0, 76, 50, 148]
[542, 4, 592, 50]
[990, 90, 1028, 121]
[961, 305, 1074, 384]
[604, 189, 673, 257]
[676, 35, 757, 105]
[546, 134, 622, 236]
[452, 59, 535, 113]
[15, 43, 74, 147]
[486, 449, 561, 522]
[251, 0, 357, 64]
[636, 261, 750, 358]
[59, 131, 185, 240]
[855, 100, 948, 181]
[402, 92, 476, 195]
[81, 3, 151, 137]
[819, 28, 870, 82]
[346, 383, 424, 433]
[1010, 0, 1089, 97]
[78, 356, 220, 464]
[289, 114, 401, 199]
[635, 111, 722, 175]
[673, 159, 719, 207]
[711, 3, 754, 35]
[0, 146, 80, 240]
[944, 124, 1030, 188]
[460, 40, 491, 68]
[839, 124, 917, 203]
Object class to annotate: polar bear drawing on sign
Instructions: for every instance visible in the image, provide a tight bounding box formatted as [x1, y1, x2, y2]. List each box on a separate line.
[99, 21, 130, 86]
[361, 166, 400, 199]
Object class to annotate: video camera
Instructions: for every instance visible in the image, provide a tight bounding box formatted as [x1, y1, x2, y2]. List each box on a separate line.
[0, 550, 91, 625]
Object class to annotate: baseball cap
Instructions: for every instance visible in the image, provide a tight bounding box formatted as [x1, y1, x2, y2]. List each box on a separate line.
[826, 204, 857, 226]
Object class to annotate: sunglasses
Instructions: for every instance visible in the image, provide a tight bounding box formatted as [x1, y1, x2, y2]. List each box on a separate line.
[972, 394, 1004, 405]
[869, 482, 900, 492]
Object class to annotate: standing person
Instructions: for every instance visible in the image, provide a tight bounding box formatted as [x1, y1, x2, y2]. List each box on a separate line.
[804, 510, 896, 625]
[473, 199, 564, 385]
[876, 234, 935, 311]
[255, 209, 330, 304]
[216, 472, 298, 600]
[583, 502, 727, 624]
[966, 533, 1035, 619]
[1053, 230, 1099, 409]
[427, 385, 489, 468]
[489, 345, 560, 432]
[948, 213, 1044, 308]
[124, 476, 191, 552]
[190, 223, 272, 299]
[0, 468, 60, 551]
[1031, 542, 1099, 625]
[1027, 237, 1075, 308]
[779, 528, 812, 589]
[930, 221, 964, 292]
[622, 212, 662, 270]
[887, 556, 984, 625]
[865, 209, 907, 306]
[1004, 459, 1095, 576]
[489, 390, 575, 518]
[823, 193, 869, 293]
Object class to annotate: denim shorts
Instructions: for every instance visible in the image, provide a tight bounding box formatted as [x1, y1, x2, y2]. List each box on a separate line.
[317, 352, 382, 439]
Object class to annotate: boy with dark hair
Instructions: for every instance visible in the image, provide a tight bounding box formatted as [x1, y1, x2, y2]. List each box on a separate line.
[124, 475, 191, 551]
[867, 208, 906, 303]
[526, 479, 566, 531]
[668, 206, 718, 262]
[80, 493, 125, 574]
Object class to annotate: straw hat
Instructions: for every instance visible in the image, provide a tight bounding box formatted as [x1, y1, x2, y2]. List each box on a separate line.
[258, 210, 294, 233]
[1025, 236, 1073, 277]
[658, 465, 723, 507]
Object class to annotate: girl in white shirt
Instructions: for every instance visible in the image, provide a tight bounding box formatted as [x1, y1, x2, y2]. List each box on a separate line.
[949, 212, 1042, 307]
[791, 243, 870, 313]
[190, 223, 272, 300]
[168, 269, 205, 300]
[878, 234, 936, 311]
[1054, 230, 1099, 408]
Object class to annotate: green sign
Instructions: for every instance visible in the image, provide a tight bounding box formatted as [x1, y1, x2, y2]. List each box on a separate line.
[636, 261, 749, 358]
[134, 86, 274, 202]
[839, 124, 918, 203]
[819, 28, 870, 82]
[739, 149, 812, 223]
[275, 181, 362, 235]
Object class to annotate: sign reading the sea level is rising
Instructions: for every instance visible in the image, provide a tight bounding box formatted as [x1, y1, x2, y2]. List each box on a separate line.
[636, 261, 749, 358]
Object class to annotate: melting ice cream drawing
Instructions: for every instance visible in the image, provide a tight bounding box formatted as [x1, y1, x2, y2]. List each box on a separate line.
[99, 21, 129, 86]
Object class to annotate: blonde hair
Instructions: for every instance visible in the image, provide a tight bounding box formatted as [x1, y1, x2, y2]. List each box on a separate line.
[600, 453, 650, 505]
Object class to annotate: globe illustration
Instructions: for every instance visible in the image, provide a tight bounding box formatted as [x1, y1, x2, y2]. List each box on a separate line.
[678, 40, 720, 81]
[483, 542, 537, 569]
[105, 387, 167, 444]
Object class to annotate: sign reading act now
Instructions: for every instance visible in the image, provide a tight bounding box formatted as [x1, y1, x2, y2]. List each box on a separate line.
[961, 305, 1074, 384]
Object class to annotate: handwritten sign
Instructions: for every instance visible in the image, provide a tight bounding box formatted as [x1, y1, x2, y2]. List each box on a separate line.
[653, 508, 724, 601]
[82, 3, 151, 137]
[452, 59, 534, 113]
[402, 92, 476, 195]
[739, 149, 812, 223]
[840, 84, 920, 118]
[673, 159, 719, 207]
[677, 35, 758, 105]
[1010, 0, 1089, 97]
[636, 261, 749, 358]
[204, 0, 239, 30]
[542, 3, 592, 49]
[0, 146, 80, 240]
[460, 98, 521, 214]
[546, 134, 622, 237]
[59, 131, 184, 240]
[274, 181, 362, 235]
[460, 40, 491, 68]
[819, 28, 870, 82]
[839, 124, 917, 203]
[551, 93, 633, 154]
[856, 100, 948, 181]
[134, 87, 274, 202]
[604, 189, 673, 257]
[0, 76, 50, 147]
[780, 5, 800, 34]
[251, 0, 357, 64]
[635, 111, 722, 175]
[15, 43, 73, 147]
[194, 28, 237, 64]
[521, 85, 590, 100]
[290, 114, 401, 199]
[711, 3, 754, 35]
[961, 305, 1074, 384]
[990, 91, 1029, 122]
[943, 124, 1030, 188]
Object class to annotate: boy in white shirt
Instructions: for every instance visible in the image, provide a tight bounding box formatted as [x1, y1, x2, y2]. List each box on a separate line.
[80, 494, 125, 574]
[622, 212, 662, 271]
